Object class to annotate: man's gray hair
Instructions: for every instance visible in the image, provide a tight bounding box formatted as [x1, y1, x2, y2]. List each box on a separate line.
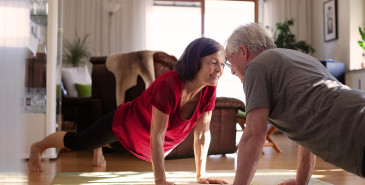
[226, 23, 276, 54]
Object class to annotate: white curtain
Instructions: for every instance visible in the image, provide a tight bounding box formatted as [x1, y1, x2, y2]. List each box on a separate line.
[62, 0, 153, 57]
[261, 0, 312, 44]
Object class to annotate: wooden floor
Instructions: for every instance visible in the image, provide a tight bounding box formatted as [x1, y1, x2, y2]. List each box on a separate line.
[22, 132, 365, 185]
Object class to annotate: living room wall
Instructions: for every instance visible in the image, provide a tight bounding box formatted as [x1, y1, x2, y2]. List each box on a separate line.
[61, 0, 365, 72]
[311, 0, 365, 71]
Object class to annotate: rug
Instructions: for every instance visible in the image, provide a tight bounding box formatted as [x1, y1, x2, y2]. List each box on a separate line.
[51, 169, 332, 185]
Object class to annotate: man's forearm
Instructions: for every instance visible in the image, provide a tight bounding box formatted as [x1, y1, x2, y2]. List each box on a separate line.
[233, 133, 266, 185]
[296, 145, 316, 185]
[233, 107, 269, 185]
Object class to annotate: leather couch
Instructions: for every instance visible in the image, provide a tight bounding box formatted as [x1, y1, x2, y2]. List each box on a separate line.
[62, 51, 245, 158]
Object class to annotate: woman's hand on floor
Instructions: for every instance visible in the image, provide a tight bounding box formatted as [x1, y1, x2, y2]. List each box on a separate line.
[198, 177, 228, 184]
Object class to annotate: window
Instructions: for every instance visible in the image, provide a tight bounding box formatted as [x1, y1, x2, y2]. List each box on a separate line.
[151, 0, 256, 103]
[205, 1, 255, 103]
[151, 1, 201, 57]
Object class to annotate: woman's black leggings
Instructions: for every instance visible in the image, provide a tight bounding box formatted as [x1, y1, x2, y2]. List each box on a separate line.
[63, 109, 120, 151]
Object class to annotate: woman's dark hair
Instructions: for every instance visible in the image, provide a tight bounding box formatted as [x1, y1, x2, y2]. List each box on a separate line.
[174, 37, 223, 82]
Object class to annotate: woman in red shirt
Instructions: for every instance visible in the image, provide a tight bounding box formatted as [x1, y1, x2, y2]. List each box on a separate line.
[29, 37, 228, 185]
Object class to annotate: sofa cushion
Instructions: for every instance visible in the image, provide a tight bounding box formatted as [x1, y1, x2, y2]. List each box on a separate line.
[62, 65, 91, 97]
[75, 83, 92, 97]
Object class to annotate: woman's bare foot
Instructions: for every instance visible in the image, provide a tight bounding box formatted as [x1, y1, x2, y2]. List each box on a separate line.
[93, 148, 106, 167]
[28, 142, 43, 172]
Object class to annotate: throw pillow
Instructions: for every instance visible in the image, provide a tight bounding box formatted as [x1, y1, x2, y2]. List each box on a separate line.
[61, 65, 91, 97]
[75, 83, 91, 97]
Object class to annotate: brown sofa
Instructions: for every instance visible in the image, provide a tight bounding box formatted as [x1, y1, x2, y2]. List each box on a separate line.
[62, 51, 245, 158]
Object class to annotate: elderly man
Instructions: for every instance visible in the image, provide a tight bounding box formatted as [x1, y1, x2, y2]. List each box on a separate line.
[225, 23, 365, 185]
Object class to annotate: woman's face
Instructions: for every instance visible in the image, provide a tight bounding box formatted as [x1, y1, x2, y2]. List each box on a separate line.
[194, 50, 225, 86]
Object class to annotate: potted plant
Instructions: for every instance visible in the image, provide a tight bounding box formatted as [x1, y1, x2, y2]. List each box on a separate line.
[357, 26, 365, 68]
[358, 26, 365, 56]
[63, 33, 91, 67]
[267, 19, 315, 54]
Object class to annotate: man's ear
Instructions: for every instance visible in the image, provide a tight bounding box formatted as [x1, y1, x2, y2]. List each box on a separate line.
[239, 45, 248, 60]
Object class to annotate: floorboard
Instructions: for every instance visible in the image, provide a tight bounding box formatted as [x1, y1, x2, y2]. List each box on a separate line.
[21, 132, 365, 185]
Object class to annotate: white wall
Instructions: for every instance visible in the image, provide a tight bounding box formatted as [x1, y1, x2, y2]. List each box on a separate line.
[349, 0, 365, 70]
[260, 0, 313, 47]
[311, 0, 365, 71]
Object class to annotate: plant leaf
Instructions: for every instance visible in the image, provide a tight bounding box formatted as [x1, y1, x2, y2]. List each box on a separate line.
[269, 18, 315, 54]
[359, 27, 365, 42]
[63, 32, 91, 67]
[358, 41, 365, 50]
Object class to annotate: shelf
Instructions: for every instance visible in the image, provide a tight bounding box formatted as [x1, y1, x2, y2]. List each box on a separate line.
[23, 0, 61, 160]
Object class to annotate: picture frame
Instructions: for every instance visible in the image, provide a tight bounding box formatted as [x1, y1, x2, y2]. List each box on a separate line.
[323, 0, 338, 42]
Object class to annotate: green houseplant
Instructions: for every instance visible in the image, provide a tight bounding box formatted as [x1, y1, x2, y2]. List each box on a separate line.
[268, 19, 315, 54]
[63, 33, 91, 67]
[358, 26, 365, 56]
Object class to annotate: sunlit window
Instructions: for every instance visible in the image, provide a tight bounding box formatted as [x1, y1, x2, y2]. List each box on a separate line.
[151, 0, 255, 103]
[205, 1, 254, 103]
[0, 2, 29, 48]
[151, 1, 201, 58]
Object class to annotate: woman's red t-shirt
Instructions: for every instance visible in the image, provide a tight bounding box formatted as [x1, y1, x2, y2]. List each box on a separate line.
[112, 71, 216, 161]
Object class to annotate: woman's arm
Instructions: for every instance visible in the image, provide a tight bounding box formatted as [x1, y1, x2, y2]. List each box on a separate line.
[194, 111, 211, 181]
[194, 111, 228, 184]
[150, 106, 175, 185]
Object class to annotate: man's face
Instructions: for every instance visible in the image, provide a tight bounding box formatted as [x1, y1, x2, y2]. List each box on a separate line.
[225, 47, 245, 83]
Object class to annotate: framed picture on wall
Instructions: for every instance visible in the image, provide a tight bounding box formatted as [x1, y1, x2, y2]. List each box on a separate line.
[323, 0, 338, 42]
